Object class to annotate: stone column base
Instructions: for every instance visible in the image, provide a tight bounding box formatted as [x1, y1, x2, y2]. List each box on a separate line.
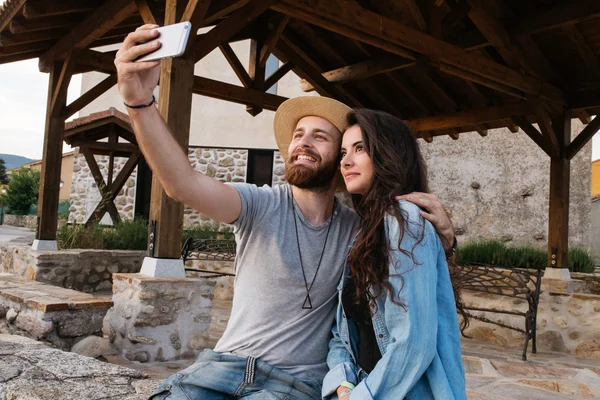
[140, 257, 185, 278]
[107, 273, 215, 362]
[543, 268, 571, 281]
[31, 240, 58, 251]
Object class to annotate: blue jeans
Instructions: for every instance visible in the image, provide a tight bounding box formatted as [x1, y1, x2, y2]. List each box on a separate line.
[149, 349, 321, 399]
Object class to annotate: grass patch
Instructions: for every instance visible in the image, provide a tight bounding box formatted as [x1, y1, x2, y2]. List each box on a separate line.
[57, 219, 233, 251]
[457, 239, 596, 273]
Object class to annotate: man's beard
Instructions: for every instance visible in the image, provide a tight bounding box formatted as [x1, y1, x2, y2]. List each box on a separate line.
[285, 151, 339, 190]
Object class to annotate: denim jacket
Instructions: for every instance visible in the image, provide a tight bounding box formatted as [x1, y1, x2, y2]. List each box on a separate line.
[322, 201, 467, 400]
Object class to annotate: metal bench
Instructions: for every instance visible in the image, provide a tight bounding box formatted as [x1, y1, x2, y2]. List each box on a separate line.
[181, 238, 236, 277]
[456, 264, 543, 360]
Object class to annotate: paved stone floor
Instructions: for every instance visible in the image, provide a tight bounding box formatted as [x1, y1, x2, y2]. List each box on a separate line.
[104, 299, 600, 399]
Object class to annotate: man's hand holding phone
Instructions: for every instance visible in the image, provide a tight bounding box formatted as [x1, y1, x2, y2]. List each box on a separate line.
[114, 24, 162, 108]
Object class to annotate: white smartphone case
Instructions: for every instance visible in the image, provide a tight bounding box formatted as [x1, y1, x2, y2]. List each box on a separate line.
[135, 21, 192, 62]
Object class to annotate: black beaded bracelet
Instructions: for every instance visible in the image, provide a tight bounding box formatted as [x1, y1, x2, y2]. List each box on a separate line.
[124, 95, 156, 109]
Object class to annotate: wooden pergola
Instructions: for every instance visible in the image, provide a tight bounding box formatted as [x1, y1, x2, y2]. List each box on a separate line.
[1, 0, 599, 272]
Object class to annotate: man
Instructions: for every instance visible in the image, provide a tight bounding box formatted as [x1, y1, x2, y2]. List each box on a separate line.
[115, 25, 456, 400]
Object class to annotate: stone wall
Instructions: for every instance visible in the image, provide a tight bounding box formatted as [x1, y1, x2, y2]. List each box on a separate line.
[1, 215, 36, 230]
[185, 259, 234, 300]
[107, 273, 215, 363]
[463, 281, 600, 359]
[272, 151, 286, 186]
[420, 124, 592, 249]
[0, 241, 144, 292]
[68, 149, 137, 224]
[183, 148, 247, 231]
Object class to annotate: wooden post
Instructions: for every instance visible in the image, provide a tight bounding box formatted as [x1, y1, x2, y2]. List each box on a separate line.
[148, 0, 195, 259]
[546, 112, 571, 278]
[36, 58, 73, 242]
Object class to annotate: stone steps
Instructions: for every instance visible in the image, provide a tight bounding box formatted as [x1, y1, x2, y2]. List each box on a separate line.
[0, 273, 113, 350]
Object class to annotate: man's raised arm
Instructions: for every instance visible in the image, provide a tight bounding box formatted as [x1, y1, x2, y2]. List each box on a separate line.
[114, 25, 241, 223]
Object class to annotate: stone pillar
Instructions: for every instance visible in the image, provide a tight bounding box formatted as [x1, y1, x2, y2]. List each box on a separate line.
[107, 273, 215, 362]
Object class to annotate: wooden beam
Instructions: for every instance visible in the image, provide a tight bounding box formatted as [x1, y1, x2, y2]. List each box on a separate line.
[274, 36, 362, 107]
[0, 50, 44, 64]
[81, 146, 122, 225]
[514, 0, 600, 36]
[0, 28, 67, 45]
[264, 61, 294, 90]
[387, 73, 432, 116]
[260, 15, 289, 66]
[511, 116, 552, 157]
[201, 0, 251, 27]
[181, 0, 212, 28]
[36, 59, 70, 241]
[38, 0, 137, 72]
[135, 0, 161, 25]
[274, 0, 565, 104]
[193, 76, 288, 111]
[0, 0, 25, 32]
[405, 102, 530, 132]
[547, 114, 571, 270]
[439, 63, 526, 100]
[300, 56, 415, 92]
[9, 15, 79, 34]
[50, 54, 76, 122]
[219, 43, 252, 88]
[448, 132, 460, 140]
[247, 37, 266, 116]
[562, 25, 600, 72]
[64, 75, 117, 120]
[405, 0, 427, 31]
[530, 98, 560, 157]
[567, 115, 600, 160]
[193, 0, 277, 63]
[73, 49, 116, 74]
[22, 1, 101, 18]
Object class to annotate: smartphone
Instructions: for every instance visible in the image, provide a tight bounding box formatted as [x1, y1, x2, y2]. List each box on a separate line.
[135, 21, 192, 62]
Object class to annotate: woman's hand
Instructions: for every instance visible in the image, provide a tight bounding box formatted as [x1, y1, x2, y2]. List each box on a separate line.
[336, 386, 352, 399]
[397, 192, 455, 253]
[114, 24, 162, 106]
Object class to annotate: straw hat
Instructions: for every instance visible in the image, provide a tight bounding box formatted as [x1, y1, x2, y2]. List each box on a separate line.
[273, 96, 352, 159]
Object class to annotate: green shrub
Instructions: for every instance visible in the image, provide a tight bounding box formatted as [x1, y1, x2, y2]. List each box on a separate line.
[457, 239, 596, 273]
[569, 247, 596, 274]
[4, 168, 39, 215]
[57, 219, 233, 250]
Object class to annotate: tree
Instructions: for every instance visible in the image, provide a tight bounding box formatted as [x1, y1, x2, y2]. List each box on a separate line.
[0, 158, 8, 184]
[4, 168, 40, 215]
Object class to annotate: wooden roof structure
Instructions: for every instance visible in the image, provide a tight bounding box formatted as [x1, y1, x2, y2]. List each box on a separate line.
[1, 0, 598, 272]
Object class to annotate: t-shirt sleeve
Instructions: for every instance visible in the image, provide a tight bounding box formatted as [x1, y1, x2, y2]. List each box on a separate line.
[226, 183, 278, 234]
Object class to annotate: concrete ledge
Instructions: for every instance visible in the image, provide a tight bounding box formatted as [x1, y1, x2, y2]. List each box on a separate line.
[140, 257, 185, 278]
[543, 267, 571, 280]
[0, 274, 113, 350]
[31, 239, 58, 251]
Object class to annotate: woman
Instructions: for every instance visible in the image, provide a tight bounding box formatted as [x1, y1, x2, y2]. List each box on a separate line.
[322, 109, 468, 400]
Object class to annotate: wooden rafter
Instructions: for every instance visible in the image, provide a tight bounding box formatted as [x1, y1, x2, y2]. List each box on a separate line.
[63, 74, 117, 119]
[201, 0, 251, 27]
[260, 15, 290, 66]
[0, 0, 25, 32]
[219, 43, 252, 88]
[405, 0, 427, 32]
[193, 0, 276, 63]
[192, 76, 287, 111]
[514, 0, 600, 36]
[301, 56, 415, 92]
[405, 102, 529, 132]
[274, 36, 362, 107]
[562, 24, 600, 72]
[529, 98, 560, 157]
[135, 0, 162, 25]
[273, 0, 565, 104]
[74, 49, 116, 74]
[265, 61, 294, 90]
[567, 115, 600, 160]
[247, 37, 266, 116]
[510, 116, 552, 157]
[23, 1, 102, 19]
[38, 0, 137, 72]
[181, 0, 212, 28]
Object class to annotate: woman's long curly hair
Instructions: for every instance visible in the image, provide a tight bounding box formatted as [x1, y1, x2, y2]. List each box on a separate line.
[345, 108, 469, 335]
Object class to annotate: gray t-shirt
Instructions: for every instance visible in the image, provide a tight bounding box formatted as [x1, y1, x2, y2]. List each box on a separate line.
[213, 183, 358, 384]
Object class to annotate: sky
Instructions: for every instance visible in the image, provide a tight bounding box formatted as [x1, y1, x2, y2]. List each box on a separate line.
[0, 0, 598, 161]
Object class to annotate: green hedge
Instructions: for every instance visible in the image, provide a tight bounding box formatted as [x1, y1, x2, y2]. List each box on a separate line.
[57, 219, 233, 251]
[457, 240, 596, 273]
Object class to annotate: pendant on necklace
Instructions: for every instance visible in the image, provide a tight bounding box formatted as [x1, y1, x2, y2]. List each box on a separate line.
[302, 294, 313, 310]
